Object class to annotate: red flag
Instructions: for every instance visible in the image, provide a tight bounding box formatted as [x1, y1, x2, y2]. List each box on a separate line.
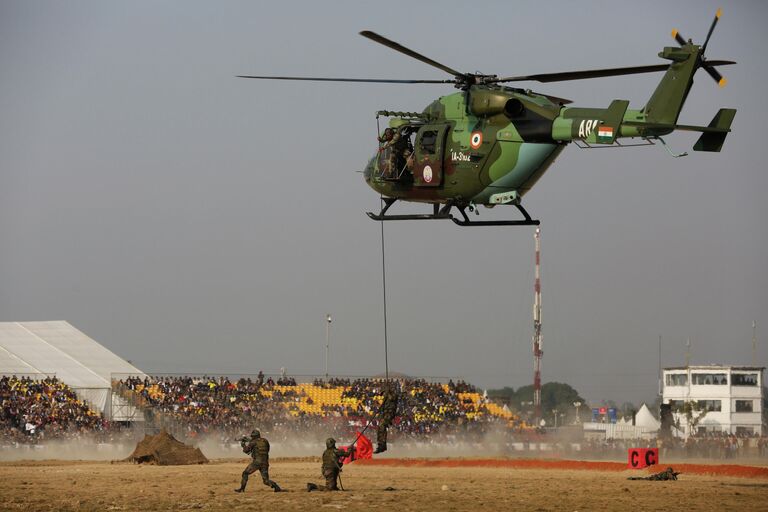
[354, 431, 373, 460]
[340, 431, 373, 464]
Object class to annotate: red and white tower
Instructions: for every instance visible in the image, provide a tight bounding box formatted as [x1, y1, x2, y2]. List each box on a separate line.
[532, 227, 543, 421]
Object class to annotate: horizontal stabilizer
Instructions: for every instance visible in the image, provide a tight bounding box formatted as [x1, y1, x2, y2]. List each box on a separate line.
[693, 108, 736, 152]
[596, 100, 629, 144]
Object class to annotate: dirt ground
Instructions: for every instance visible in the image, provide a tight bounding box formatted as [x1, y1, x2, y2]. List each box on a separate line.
[1, 458, 767, 512]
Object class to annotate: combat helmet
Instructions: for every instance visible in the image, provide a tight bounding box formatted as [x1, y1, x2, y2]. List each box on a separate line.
[326, 437, 336, 449]
[251, 429, 261, 438]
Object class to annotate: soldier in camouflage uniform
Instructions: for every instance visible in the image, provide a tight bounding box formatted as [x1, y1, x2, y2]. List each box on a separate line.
[627, 467, 680, 481]
[235, 429, 282, 493]
[378, 128, 411, 178]
[374, 384, 399, 454]
[306, 438, 353, 492]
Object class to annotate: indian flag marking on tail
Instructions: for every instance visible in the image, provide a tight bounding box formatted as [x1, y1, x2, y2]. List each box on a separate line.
[597, 126, 614, 143]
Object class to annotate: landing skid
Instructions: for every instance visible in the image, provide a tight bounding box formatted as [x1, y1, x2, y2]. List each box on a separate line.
[366, 199, 540, 227]
[366, 199, 452, 221]
[451, 203, 540, 226]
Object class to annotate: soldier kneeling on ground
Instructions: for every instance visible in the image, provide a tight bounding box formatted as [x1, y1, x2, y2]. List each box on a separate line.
[307, 438, 353, 492]
[235, 429, 282, 493]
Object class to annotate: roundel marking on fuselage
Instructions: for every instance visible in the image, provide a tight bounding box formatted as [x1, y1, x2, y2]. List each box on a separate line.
[470, 131, 483, 149]
[423, 165, 433, 183]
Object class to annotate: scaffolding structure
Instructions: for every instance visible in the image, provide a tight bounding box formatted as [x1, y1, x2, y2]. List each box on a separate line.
[532, 227, 543, 422]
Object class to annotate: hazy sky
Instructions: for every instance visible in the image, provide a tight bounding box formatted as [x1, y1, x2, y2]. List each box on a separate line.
[1, 0, 766, 406]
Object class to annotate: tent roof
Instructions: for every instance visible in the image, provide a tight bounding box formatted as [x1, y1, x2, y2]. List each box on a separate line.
[0, 321, 143, 389]
[635, 403, 660, 429]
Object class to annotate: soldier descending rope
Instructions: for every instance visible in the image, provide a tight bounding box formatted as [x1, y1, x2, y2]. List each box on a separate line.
[375, 383, 399, 454]
[234, 429, 282, 493]
[627, 467, 681, 481]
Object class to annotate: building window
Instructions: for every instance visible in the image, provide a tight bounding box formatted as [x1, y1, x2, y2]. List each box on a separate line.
[692, 373, 728, 385]
[696, 400, 722, 412]
[735, 400, 753, 412]
[736, 426, 755, 436]
[665, 374, 688, 386]
[732, 373, 758, 386]
[668, 400, 685, 412]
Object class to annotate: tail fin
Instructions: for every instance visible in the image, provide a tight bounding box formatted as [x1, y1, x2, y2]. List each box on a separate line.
[644, 45, 701, 125]
[693, 108, 736, 152]
[646, 10, 732, 125]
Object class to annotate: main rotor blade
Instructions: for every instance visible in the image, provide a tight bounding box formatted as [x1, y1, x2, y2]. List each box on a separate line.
[237, 75, 454, 84]
[701, 8, 722, 53]
[360, 30, 465, 78]
[491, 61, 735, 83]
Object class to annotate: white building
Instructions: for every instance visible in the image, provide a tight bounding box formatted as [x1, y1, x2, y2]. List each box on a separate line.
[662, 365, 764, 437]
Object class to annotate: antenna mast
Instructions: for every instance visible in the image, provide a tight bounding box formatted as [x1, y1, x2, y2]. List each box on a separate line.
[533, 227, 543, 422]
[753, 321, 757, 366]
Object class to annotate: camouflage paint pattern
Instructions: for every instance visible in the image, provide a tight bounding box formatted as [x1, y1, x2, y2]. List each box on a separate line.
[363, 41, 735, 210]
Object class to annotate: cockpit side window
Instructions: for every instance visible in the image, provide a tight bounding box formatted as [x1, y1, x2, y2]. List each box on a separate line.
[419, 130, 438, 154]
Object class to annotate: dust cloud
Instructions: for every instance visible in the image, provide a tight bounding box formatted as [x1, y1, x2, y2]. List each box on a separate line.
[0, 426, 520, 462]
[0, 426, 654, 462]
[0, 439, 134, 461]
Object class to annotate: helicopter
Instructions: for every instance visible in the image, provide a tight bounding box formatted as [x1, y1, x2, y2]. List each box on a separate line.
[239, 10, 735, 226]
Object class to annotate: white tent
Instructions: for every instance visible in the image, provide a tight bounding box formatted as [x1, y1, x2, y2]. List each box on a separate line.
[0, 321, 145, 420]
[634, 403, 661, 430]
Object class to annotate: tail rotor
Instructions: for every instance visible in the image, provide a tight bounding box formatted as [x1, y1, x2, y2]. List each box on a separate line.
[671, 8, 728, 87]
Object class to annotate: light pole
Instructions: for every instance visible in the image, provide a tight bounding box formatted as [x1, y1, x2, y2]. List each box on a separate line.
[325, 314, 332, 381]
[552, 408, 559, 429]
[573, 401, 582, 424]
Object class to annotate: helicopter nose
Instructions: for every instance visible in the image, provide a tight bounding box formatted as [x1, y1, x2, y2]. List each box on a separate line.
[363, 155, 376, 181]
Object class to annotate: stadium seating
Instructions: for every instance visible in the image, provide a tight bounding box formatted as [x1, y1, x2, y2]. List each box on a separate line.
[115, 375, 524, 439]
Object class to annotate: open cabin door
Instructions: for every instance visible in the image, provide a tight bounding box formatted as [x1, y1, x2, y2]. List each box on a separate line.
[413, 124, 448, 187]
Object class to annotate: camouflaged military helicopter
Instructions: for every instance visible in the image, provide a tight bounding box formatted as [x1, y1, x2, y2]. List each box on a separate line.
[240, 11, 735, 226]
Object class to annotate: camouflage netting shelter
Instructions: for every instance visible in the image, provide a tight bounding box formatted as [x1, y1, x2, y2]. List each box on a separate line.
[126, 430, 208, 465]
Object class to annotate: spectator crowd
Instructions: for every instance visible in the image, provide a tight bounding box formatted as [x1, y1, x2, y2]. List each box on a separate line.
[658, 431, 768, 459]
[115, 375, 523, 443]
[0, 375, 124, 444]
[3, 372, 767, 461]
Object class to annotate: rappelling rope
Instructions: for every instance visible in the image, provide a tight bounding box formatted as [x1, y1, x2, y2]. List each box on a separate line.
[344, 115, 391, 464]
[375, 113, 390, 382]
[373, 112, 390, 382]
[379, 196, 390, 383]
[346, 202, 391, 451]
